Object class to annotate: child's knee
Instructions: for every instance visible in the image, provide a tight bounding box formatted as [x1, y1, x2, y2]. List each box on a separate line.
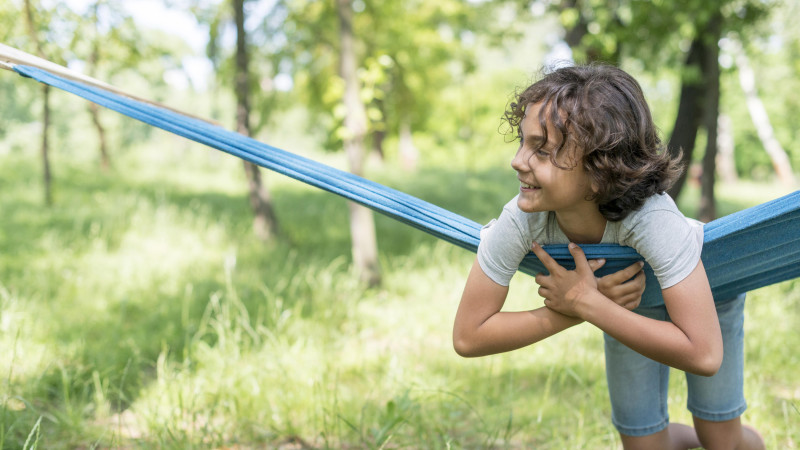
[618, 428, 671, 450]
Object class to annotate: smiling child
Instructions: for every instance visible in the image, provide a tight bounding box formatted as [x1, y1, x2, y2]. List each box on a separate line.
[453, 64, 764, 449]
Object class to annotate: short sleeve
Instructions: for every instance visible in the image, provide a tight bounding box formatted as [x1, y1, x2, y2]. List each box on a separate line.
[623, 207, 704, 289]
[476, 202, 531, 286]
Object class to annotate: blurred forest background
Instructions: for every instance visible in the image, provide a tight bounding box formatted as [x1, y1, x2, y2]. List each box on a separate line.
[1, 0, 799, 448]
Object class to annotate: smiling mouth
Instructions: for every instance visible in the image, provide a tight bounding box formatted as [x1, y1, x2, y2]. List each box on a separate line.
[521, 182, 540, 189]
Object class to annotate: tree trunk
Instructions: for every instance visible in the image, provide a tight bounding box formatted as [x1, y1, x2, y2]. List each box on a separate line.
[398, 118, 419, 171]
[716, 114, 737, 184]
[732, 39, 795, 186]
[372, 128, 386, 160]
[667, 38, 706, 200]
[370, 96, 386, 161]
[337, 0, 381, 287]
[233, 0, 279, 240]
[41, 84, 53, 205]
[561, 0, 589, 49]
[88, 1, 110, 171]
[25, 0, 53, 205]
[88, 102, 110, 171]
[698, 14, 722, 223]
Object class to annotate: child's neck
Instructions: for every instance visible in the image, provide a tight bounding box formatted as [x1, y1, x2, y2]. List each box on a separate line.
[554, 208, 607, 244]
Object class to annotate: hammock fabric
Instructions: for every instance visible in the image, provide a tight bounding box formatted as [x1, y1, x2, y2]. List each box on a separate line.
[13, 64, 800, 304]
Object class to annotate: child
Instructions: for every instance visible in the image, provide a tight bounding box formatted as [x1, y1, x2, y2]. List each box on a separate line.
[453, 65, 764, 449]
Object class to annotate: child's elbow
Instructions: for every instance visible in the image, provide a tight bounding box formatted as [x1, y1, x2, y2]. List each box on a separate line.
[694, 358, 722, 378]
[452, 333, 481, 358]
[692, 349, 723, 377]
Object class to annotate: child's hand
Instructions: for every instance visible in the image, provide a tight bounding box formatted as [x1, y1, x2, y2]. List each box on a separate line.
[588, 258, 645, 311]
[531, 242, 601, 318]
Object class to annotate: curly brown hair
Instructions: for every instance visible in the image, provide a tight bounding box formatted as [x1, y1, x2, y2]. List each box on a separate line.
[504, 64, 683, 221]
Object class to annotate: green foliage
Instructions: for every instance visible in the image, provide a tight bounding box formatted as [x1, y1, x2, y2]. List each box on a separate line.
[718, 0, 800, 178]
[5, 0, 795, 181]
[1, 0, 190, 156]
[186, 0, 292, 131]
[534, 0, 775, 68]
[525, 0, 789, 188]
[13, 0, 72, 66]
[0, 78, 35, 140]
[277, 0, 489, 153]
[0, 2, 24, 45]
[68, 0, 188, 85]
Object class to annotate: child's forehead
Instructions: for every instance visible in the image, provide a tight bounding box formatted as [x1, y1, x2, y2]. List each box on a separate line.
[521, 102, 561, 134]
[522, 102, 545, 117]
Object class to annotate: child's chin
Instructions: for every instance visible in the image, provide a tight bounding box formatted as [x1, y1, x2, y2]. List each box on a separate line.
[516, 200, 540, 213]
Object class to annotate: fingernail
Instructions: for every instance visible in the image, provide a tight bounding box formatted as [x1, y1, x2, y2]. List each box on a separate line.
[531, 241, 538, 248]
[638, 261, 645, 267]
[568, 242, 576, 249]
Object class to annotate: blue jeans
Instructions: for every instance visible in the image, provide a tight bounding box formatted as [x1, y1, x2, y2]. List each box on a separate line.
[603, 294, 748, 437]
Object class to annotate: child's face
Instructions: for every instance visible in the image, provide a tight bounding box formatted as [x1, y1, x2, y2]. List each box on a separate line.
[511, 102, 595, 215]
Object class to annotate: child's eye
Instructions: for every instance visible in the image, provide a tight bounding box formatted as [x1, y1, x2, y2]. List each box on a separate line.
[535, 149, 550, 158]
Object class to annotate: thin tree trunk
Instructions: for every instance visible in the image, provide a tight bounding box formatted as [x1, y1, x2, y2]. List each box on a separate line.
[370, 96, 386, 161]
[561, 0, 589, 50]
[372, 128, 386, 160]
[337, 0, 381, 287]
[88, 102, 110, 170]
[398, 118, 418, 171]
[716, 114, 738, 184]
[41, 84, 53, 205]
[732, 39, 795, 186]
[24, 0, 53, 205]
[88, 1, 110, 171]
[233, 0, 279, 240]
[698, 14, 722, 223]
[667, 38, 706, 200]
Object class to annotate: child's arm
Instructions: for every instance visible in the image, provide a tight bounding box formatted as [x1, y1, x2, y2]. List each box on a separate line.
[453, 256, 645, 357]
[532, 242, 723, 376]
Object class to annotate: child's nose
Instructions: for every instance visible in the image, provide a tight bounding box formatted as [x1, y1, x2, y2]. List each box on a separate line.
[511, 149, 529, 172]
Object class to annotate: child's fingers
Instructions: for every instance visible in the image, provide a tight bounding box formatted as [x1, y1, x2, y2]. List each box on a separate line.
[531, 241, 560, 273]
[611, 272, 645, 297]
[629, 270, 646, 295]
[567, 243, 592, 273]
[537, 285, 551, 300]
[602, 269, 645, 294]
[587, 258, 606, 273]
[603, 261, 645, 284]
[601, 270, 645, 310]
[534, 272, 550, 287]
[621, 295, 641, 311]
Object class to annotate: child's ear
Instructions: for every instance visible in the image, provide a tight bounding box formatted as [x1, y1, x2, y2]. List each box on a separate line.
[586, 173, 600, 195]
[590, 178, 600, 194]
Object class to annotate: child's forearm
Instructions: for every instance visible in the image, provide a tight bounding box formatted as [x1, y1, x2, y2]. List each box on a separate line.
[453, 259, 583, 357]
[454, 307, 582, 357]
[576, 268, 722, 377]
[581, 298, 717, 376]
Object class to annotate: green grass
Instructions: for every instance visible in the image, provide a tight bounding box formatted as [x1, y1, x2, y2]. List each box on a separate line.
[0, 139, 798, 448]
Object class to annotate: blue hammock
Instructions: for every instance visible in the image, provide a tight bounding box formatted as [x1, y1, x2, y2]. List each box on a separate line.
[13, 64, 800, 303]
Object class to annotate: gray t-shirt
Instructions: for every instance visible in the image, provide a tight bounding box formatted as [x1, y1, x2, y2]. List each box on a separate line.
[477, 193, 703, 291]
